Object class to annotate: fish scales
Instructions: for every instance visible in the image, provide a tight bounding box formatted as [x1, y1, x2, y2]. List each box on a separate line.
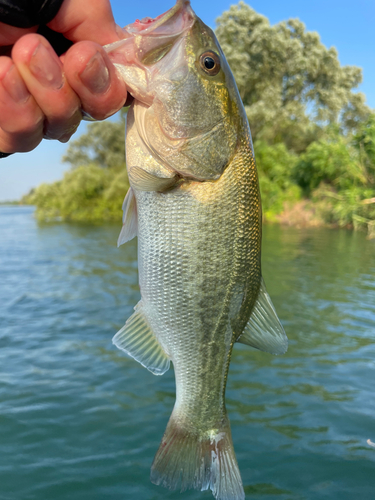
[106, 1, 287, 498]
[137, 143, 261, 427]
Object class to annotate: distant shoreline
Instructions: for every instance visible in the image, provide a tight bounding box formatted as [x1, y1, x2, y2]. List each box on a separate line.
[8, 200, 374, 239]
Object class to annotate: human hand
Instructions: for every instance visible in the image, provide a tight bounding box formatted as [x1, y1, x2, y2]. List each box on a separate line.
[0, 0, 128, 155]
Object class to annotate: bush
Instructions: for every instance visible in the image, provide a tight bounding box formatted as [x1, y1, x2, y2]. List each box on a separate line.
[26, 164, 129, 223]
[312, 185, 375, 235]
[293, 132, 366, 193]
[254, 140, 302, 218]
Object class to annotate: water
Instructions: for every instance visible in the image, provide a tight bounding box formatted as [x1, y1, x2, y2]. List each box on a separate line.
[1, 205, 375, 500]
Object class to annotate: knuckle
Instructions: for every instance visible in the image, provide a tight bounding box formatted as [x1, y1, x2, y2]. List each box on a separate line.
[0, 128, 42, 153]
[0, 110, 44, 135]
[17, 113, 44, 136]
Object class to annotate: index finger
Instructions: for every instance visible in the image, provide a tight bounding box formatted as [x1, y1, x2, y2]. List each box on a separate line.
[63, 41, 127, 120]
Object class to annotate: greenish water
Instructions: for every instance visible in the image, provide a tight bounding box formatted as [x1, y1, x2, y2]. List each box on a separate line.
[1, 205, 375, 500]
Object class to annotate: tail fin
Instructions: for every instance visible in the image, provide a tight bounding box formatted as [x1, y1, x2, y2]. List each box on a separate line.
[150, 413, 245, 500]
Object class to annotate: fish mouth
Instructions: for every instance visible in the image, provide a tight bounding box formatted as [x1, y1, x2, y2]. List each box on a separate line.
[105, 1, 195, 68]
[123, 0, 194, 37]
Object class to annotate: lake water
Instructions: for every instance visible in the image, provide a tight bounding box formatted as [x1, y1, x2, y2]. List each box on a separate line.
[1, 205, 375, 500]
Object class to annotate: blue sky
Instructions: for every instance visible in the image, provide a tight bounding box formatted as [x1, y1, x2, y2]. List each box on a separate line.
[1, 0, 374, 201]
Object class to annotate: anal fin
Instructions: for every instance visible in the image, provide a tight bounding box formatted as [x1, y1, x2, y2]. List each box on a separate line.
[113, 301, 170, 375]
[237, 278, 288, 355]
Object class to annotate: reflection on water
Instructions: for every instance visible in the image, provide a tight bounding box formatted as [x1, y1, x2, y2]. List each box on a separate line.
[0, 206, 375, 500]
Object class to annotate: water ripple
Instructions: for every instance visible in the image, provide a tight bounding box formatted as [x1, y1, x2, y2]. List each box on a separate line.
[1, 208, 375, 499]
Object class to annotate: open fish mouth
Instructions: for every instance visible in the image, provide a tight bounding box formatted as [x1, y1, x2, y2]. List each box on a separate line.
[123, 0, 194, 37]
[105, 0, 195, 69]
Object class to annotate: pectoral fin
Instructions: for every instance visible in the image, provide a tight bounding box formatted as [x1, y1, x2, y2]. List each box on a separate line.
[237, 278, 288, 355]
[117, 187, 137, 247]
[113, 301, 170, 375]
[129, 166, 178, 192]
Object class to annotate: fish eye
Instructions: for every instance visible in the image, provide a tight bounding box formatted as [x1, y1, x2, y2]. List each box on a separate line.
[199, 51, 221, 76]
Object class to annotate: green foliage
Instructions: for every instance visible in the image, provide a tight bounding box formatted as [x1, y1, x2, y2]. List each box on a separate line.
[25, 3, 374, 237]
[254, 141, 301, 218]
[298, 119, 375, 235]
[216, 2, 370, 150]
[25, 164, 128, 222]
[62, 110, 126, 170]
[24, 108, 129, 222]
[312, 186, 375, 235]
[354, 114, 375, 184]
[293, 128, 366, 193]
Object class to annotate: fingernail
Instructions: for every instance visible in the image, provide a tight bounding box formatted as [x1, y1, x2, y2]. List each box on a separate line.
[60, 121, 80, 142]
[80, 52, 110, 94]
[59, 133, 72, 143]
[29, 43, 63, 89]
[2, 64, 30, 103]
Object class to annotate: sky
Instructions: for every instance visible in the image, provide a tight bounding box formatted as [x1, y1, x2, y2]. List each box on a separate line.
[1, 0, 374, 201]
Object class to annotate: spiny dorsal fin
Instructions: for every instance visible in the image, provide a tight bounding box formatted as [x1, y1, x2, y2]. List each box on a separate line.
[237, 278, 288, 355]
[113, 301, 170, 375]
[129, 166, 178, 192]
[117, 187, 137, 247]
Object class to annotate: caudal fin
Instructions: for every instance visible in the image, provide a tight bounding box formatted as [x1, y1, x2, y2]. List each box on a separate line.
[150, 413, 245, 500]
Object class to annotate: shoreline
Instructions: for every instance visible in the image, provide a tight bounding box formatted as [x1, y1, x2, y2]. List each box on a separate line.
[5, 201, 374, 239]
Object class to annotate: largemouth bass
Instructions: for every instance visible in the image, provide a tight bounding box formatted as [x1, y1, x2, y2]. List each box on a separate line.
[105, 2, 287, 499]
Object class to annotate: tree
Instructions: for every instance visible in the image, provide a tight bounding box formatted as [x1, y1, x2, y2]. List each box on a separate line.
[216, 2, 370, 151]
[25, 3, 374, 234]
[62, 109, 126, 170]
[25, 164, 129, 222]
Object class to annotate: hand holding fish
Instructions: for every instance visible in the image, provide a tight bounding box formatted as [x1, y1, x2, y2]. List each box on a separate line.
[0, 0, 127, 155]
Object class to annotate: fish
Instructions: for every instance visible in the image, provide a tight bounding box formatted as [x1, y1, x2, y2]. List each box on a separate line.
[105, 1, 288, 499]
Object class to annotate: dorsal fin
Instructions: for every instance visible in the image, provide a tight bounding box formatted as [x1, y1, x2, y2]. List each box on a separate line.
[113, 301, 170, 375]
[237, 278, 288, 355]
[117, 187, 137, 247]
